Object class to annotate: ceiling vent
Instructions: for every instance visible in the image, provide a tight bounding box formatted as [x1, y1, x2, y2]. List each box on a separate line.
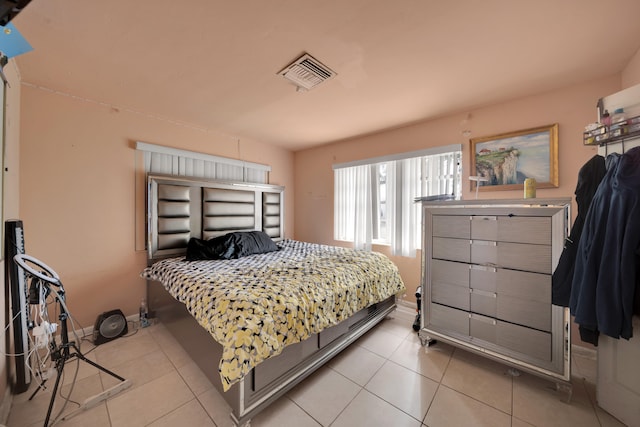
[278, 53, 336, 91]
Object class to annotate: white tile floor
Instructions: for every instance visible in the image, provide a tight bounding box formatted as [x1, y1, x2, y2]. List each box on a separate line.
[6, 307, 627, 427]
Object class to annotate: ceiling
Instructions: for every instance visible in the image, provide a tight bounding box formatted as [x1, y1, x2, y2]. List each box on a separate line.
[11, 0, 640, 151]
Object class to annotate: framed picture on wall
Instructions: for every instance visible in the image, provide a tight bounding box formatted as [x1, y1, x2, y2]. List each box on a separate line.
[470, 123, 559, 191]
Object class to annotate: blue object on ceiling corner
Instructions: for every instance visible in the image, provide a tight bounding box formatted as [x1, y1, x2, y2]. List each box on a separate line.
[0, 22, 32, 58]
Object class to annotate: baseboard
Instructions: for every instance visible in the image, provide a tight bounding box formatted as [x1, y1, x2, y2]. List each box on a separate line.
[0, 385, 12, 425]
[75, 313, 139, 341]
[572, 343, 597, 359]
[396, 298, 416, 311]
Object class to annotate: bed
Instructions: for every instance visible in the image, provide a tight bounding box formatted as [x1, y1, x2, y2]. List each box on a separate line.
[142, 174, 406, 426]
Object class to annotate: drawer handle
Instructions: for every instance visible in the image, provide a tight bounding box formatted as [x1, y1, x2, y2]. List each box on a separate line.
[471, 240, 497, 246]
[483, 263, 500, 268]
[474, 216, 497, 221]
[470, 265, 497, 272]
[470, 289, 497, 298]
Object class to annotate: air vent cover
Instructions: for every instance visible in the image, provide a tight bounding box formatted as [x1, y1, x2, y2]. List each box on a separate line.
[278, 53, 336, 90]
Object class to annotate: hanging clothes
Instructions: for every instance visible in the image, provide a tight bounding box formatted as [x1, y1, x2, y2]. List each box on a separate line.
[570, 146, 640, 345]
[552, 154, 606, 307]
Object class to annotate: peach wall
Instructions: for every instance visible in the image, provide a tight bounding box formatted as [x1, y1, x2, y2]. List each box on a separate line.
[622, 47, 640, 88]
[1, 60, 23, 419]
[294, 74, 622, 345]
[18, 85, 295, 330]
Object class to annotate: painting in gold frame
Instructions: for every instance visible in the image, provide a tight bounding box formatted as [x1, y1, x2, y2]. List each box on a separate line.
[470, 123, 559, 191]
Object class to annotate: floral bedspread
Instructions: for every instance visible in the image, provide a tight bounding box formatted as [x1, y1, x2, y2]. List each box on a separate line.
[141, 239, 406, 391]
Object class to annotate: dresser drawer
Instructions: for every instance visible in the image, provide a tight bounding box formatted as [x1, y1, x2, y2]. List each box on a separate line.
[433, 237, 470, 263]
[468, 265, 498, 292]
[470, 316, 552, 361]
[471, 241, 551, 273]
[432, 259, 469, 288]
[470, 313, 497, 344]
[432, 282, 470, 310]
[497, 321, 551, 361]
[470, 267, 551, 302]
[431, 259, 470, 310]
[471, 216, 551, 245]
[496, 269, 551, 302]
[432, 215, 470, 239]
[470, 289, 550, 331]
[429, 303, 469, 336]
[498, 295, 551, 332]
[470, 289, 497, 317]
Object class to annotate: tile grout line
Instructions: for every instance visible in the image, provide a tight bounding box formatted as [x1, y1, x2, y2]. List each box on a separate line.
[326, 323, 420, 426]
[143, 325, 217, 427]
[420, 345, 456, 426]
[335, 321, 443, 425]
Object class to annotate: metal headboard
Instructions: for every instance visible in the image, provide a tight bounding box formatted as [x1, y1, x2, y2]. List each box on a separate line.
[147, 174, 284, 260]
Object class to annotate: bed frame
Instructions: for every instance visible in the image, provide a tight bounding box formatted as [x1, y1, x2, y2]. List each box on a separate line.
[145, 174, 398, 426]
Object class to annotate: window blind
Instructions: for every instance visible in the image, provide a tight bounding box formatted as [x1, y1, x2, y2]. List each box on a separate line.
[136, 141, 270, 183]
[334, 145, 461, 257]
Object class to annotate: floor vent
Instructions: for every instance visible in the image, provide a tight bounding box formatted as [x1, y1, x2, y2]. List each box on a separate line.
[278, 53, 336, 91]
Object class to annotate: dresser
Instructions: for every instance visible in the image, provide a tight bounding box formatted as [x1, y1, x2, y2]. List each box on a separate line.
[417, 198, 571, 388]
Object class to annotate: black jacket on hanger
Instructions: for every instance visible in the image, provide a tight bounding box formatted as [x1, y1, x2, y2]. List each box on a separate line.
[552, 154, 606, 307]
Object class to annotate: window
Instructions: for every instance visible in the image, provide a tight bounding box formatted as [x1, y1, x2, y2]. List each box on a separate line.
[334, 145, 461, 257]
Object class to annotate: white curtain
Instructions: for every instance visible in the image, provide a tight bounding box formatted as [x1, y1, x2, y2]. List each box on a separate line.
[334, 165, 372, 250]
[387, 158, 421, 257]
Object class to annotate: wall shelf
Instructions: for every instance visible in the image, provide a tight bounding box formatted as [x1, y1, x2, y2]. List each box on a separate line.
[584, 115, 640, 146]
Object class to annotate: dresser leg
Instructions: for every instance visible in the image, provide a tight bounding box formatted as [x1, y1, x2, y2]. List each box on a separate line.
[556, 381, 573, 403]
[418, 330, 436, 347]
